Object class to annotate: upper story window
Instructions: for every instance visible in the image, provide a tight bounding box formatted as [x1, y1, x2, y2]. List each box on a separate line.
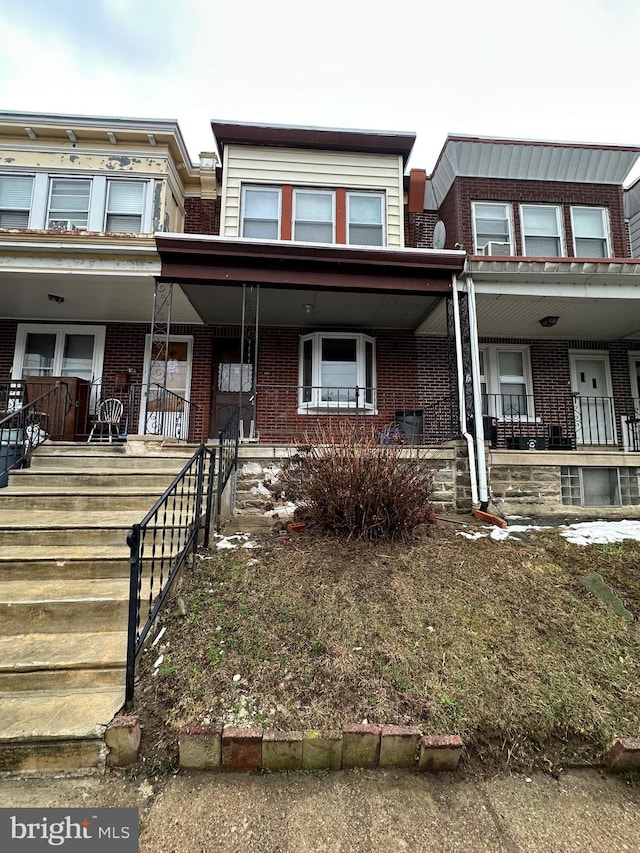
[348, 193, 384, 246]
[105, 180, 146, 233]
[520, 205, 563, 256]
[571, 206, 610, 257]
[293, 189, 335, 243]
[0, 175, 34, 227]
[241, 186, 281, 238]
[472, 202, 512, 254]
[0, 173, 152, 234]
[240, 185, 386, 246]
[47, 178, 92, 230]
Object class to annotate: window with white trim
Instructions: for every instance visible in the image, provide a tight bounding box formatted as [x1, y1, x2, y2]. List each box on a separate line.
[47, 178, 92, 231]
[0, 175, 33, 227]
[0, 172, 153, 233]
[12, 324, 106, 383]
[105, 180, 146, 232]
[479, 346, 533, 419]
[472, 202, 513, 254]
[520, 204, 563, 256]
[299, 332, 376, 410]
[241, 186, 281, 239]
[293, 189, 335, 243]
[347, 192, 384, 246]
[571, 206, 610, 257]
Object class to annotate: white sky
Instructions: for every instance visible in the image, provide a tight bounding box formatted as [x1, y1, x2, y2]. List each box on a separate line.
[1, 0, 639, 183]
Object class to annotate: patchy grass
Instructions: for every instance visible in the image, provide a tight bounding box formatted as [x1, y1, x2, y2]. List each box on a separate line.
[132, 524, 640, 775]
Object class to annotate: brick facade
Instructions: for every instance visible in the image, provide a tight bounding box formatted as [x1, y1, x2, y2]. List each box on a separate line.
[184, 197, 221, 236]
[439, 177, 629, 257]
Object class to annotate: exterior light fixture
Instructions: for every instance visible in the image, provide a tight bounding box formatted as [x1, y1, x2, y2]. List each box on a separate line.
[303, 304, 313, 314]
[539, 315, 559, 328]
[48, 293, 65, 304]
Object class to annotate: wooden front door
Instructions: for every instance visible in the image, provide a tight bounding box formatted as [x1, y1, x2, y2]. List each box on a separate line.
[210, 338, 254, 438]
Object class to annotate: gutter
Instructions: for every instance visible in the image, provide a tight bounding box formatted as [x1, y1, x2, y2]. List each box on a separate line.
[451, 273, 479, 508]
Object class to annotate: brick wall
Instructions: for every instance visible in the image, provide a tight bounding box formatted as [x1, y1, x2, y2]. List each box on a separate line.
[184, 197, 220, 235]
[404, 211, 439, 248]
[441, 177, 629, 257]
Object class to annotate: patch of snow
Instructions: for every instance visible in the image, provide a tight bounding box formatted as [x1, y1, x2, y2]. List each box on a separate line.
[561, 519, 640, 545]
[264, 502, 297, 521]
[216, 533, 256, 550]
[251, 482, 271, 497]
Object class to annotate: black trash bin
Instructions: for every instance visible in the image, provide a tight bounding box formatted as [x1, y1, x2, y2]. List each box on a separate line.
[395, 410, 424, 444]
[0, 428, 24, 488]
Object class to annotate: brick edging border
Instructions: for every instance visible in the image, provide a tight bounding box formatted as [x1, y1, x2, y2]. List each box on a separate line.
[106, 717, 640, 775]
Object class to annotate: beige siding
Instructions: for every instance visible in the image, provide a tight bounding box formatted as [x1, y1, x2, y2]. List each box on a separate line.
[221, 145, 405, 246]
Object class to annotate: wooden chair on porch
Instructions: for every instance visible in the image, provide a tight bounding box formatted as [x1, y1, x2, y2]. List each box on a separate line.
[88, 398, 123, 443]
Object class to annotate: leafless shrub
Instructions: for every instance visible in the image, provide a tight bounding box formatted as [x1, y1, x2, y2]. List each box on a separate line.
[278, 421, 435, 540]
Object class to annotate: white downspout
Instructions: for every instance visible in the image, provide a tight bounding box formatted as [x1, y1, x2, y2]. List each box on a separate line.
[464, 268, 490, 510]
[451, 273, 479, 508]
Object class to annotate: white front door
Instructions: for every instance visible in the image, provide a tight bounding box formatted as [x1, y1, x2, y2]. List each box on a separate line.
[139, 335, 193, 439]
[570, 355, 615, 444]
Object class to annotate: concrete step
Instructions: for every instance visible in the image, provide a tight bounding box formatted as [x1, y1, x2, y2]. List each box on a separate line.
[0, 578, 129, 635]
[0, 491, 162, 512]
[35, 441, 199, 457]
[6, 469, 182, 489]
[28, 454, 192, 471]
[0, 511, 144, 547]
[0, 631, 127, 691]
[0, 687, 124, 774]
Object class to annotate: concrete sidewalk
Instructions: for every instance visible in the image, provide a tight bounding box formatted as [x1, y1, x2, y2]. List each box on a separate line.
[1, 768, 639, 851]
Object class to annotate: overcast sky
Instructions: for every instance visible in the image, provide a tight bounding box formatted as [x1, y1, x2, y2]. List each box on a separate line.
[1, 0, 639, 183]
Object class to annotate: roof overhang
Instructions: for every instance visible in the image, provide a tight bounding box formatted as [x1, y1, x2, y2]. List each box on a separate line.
[156, 234, 465, 328]
[417, 258, 640, 340]
[428, 135, 640, 207]
[211, 120, 416, 169]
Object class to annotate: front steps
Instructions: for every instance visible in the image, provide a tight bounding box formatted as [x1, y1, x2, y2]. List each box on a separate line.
[0, 440, 196, 774]
[226, 445, 293, 535]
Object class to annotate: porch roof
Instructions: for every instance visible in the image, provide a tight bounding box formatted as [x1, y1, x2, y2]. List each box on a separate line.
[156, 234, 465, 328]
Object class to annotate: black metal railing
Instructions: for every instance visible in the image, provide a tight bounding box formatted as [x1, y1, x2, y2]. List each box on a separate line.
[125, 444, 216, 704]
[0, 381, 70, 486]
[216, 407, 242, 525]
[78, 379, 202, 442]
[253, 384, 456, 445]
[480, 393, 640, 450]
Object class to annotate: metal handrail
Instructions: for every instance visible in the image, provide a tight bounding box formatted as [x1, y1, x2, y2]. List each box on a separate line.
[125, 444, 216, 705]
[216, 406, 241, 527]
[0, 382, 70, 485]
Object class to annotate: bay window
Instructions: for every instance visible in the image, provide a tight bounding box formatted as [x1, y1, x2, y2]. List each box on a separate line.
[105, 180, 146, 232]
[293, 190, 335, 243]
[520, 205, 563, 256]
[571, 206, 610, 257]
[47, 178, 92, 230]
[299, 332, 376, 410]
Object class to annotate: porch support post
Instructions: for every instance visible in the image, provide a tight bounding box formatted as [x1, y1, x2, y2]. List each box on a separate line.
[144, 279, 173, 435]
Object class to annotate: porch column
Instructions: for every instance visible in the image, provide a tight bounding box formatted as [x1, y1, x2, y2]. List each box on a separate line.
[143, 280, 173, 435]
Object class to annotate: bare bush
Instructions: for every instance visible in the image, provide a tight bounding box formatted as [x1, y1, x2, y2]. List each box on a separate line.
[278, 422, 435, 540]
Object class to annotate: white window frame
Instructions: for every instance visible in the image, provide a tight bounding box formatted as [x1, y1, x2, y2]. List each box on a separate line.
[346, 191, 385, 246]
[472, 202, 513, 254]
[520, 204, 564, 257]
[293, 188, 336, 244]
[46, 177, 92, 231]
[298, 331, 376, 412]
[479, 345, 534, 421]
[11, 323, 106, 410]
[0, 174, 34, 228]
[240, 185, 281, 240]
[104, 179, 147, 233]
[570, 206, 611, 258]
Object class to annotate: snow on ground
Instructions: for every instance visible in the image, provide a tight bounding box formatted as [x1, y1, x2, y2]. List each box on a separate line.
[214, 533, 257, 549]
[457, 518, 640, 545]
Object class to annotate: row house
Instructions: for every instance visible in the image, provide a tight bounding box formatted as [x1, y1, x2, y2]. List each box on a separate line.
[1, 112, 640, 516]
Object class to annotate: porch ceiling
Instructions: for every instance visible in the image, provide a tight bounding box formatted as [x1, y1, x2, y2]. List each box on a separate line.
[180, 281, 444, 328]
[417, 291, 640, 340]
[0, 270, 202, 324]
